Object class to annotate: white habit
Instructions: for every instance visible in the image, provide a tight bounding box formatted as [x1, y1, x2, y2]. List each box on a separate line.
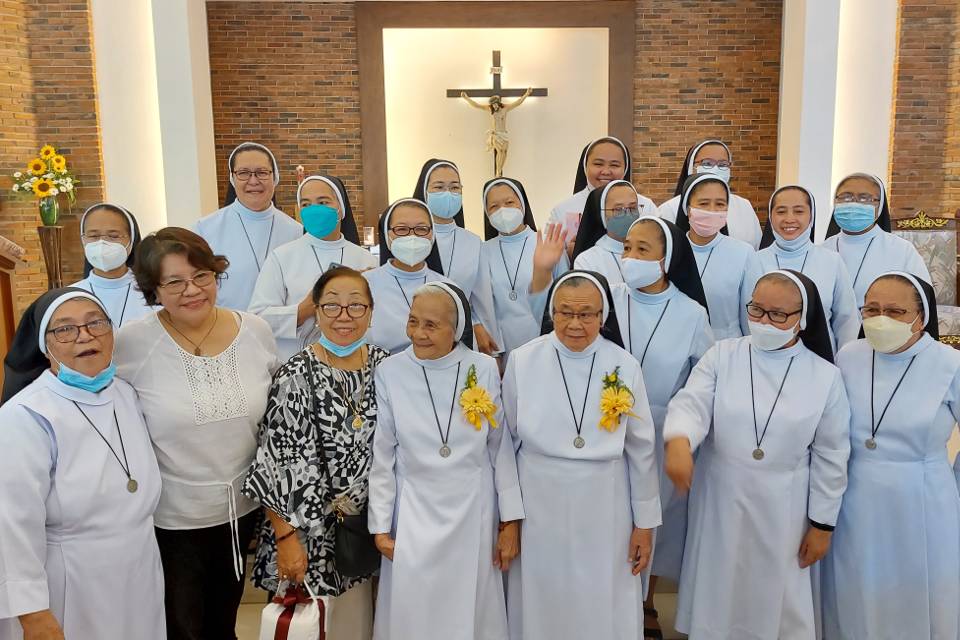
[548, 187, 657, 239]
[573, 234, 627, 285]
[71, 269, 153, 328]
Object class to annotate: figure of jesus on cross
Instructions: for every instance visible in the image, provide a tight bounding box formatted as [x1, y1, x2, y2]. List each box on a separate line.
[449, 51, 547, 177]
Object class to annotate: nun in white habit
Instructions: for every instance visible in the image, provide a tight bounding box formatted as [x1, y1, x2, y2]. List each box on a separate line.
[676, 173, 763, 340]
[758, 185, 860, 352]
[0, 288, 164, 640]
[503, 271, 661, 640]
[362, 198, 454, 354]
[413, 159, 502, 354]
[368, 282, 523, 640]
[571, 179, 645, 286]
[820, 272, 960, 640]
[480, 177, 569, 357]
[663, 270, 851, 640]
[822, 172, 930, 306]
[657, 139, 762, 249]
[71, 202, 153, 327]
[249, 174, 377, 361]
[194, 142, 303, 311]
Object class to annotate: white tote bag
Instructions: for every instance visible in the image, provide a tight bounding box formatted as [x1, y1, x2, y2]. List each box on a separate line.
[259, 580, 329, 640]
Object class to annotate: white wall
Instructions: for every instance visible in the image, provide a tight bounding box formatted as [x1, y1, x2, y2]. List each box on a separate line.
[383, 28, 608, 235]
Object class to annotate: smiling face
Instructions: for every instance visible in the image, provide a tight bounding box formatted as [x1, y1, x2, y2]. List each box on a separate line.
[315, 273, 372, 347]
[585, 141, 627, 189]
[407, 290, 457, 360]
[770, 188, 812, 241]
[552, 280, 603, 352]
[45, 298, 114, 377]
[232, 149, 275, 212]
[155, 252, 218, 325]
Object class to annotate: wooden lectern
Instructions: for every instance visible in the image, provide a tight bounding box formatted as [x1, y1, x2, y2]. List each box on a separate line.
[0, 236, 24, 392]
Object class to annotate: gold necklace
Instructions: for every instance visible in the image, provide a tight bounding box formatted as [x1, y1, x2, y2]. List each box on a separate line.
[315, 343, 370, 429]
[162, 308, 219, 356]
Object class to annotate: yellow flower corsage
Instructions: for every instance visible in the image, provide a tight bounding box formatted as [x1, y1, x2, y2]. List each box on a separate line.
[459, 364, 498, 431]
[599, 366, 638, 432]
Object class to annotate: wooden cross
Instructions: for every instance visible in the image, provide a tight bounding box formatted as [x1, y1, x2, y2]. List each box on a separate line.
[446, 50, 548, 99]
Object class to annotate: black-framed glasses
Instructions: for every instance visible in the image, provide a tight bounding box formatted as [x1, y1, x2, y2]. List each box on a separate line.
[745, 303, 802, 324]
[835, 192, 881, 205]
[46, 317, 112, 343]
[233, 169, 273, 182]
[553, 309, 602, 324]
[81, 232, 128, 243]
[697, 159, 732, 169]
[318, 302, 370, 319]
[389, 225, 432, 237]
[859, 305, 916, 321]
[158, 271, 217, 295]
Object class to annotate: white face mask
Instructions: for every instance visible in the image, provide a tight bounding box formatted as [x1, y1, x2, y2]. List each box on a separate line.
[84, 239, 129, 272]
[489, 207, 524, 234]
[749, 320, 798, 351]
[621, 257, 663, 289]
[390, 235, 433, 267]
[862, 314, 921, 354]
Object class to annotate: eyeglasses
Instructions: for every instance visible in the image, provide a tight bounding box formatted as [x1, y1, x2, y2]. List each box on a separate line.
[697, 159, 732, 169]
[389, 225, 432, 237]
[835, 192, 881, 205]
[82, 232, 128, 243]
[233, 169, 273, 182]
[46, 317, 112, 343]
[428, 184, 463, 194]
[745, 303, 802, 324]
[860, 305, 917, 321]
[318, 302, 370, 319]
[604, 206, 641, 216]
[553, 309, 602, 324]
[157, 271, 217, 295]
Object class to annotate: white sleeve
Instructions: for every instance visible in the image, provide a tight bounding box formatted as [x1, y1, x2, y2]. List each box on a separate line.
[663, 345, 719, 450]
[657, 199, 679, 223]
[247, 252, 300, 341]
[470, 253, 504, 350]
[482, 361, 524, 521]
[0, 406, 54, 619]
[690, 312, 715, 366]
[742, 199, 762, 250]
[367, 367, 399, 535]
[807, 369, 851, 527]
[831, 261, 861, 348]
[739, 253, 763, 335]
[624, 366, 662, 529]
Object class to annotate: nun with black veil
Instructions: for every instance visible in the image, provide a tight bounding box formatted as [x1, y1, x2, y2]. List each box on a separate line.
[663, 269, 851, 639]
[502, 270, 661, 640]
[0, 288, 164, 640]
[821, 272, 960, 640]
[194, 141, 303, 311]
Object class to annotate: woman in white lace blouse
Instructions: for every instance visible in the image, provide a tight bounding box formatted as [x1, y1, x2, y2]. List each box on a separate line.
[115, 227, 279, 640]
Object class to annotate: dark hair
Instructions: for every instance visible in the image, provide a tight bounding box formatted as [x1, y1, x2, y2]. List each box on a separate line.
[134, 227, 229, 305]
[770, 186, 813, 210]
[310, 266, 374, 307]
[689, 179, 728, 205]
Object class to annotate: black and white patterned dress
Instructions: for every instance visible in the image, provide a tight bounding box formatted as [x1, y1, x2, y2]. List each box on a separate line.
[242, 344, 388, 595]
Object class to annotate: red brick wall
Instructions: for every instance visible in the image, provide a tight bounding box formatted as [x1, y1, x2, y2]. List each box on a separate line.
[207, 2, 363, 220]
[888, 0, 960, 220]
[0, 0, 105, 315]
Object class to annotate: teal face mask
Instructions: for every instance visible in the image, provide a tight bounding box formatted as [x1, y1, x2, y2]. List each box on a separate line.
[301, 204, 340, 239]
[605, 209, 640, 240]
[318, 332, 366, 357]
[426, 191, 462, 219]
[833, 202, 877, 233]
[53, 356, 117, 393]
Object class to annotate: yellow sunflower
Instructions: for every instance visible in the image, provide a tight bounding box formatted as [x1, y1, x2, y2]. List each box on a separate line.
[32, 178, 55, 198]
[51, 155, 66, 172]
[27, 158, 47, 176]
[39, 145, 56, 159]
[599, 387, 639, 431]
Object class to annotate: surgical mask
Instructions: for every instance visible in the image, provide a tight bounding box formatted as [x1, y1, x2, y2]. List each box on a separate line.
[605, 209, 640, 240]
[52, 352, 117, 393]
[318, 332, 366, 358]
[696, 164, 731, 184]
[489, 207, 524, 234]
[622, 257, 663, 289]
[300, 204, 340, 239]
[749, 320, 798, 351]
[862, 315, 920, 354]
[688, 207, 728, 237]
[833, 202, 877, 233]
[84, 239, 129, 272]
[772, 229, 810, 252]
[426, 191, 462, 219]
[390, 236, 433, 267]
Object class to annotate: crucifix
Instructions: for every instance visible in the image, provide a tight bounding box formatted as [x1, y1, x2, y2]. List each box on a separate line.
[447, 50, 548, 176]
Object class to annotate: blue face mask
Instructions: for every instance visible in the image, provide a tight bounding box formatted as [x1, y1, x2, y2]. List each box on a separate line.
[300, 204, 340, 239]
[319, 332, 366, 358]
[426, 191, 462, 219]
[772, 229, 811, 252]
[833, 202, 877, 233]
[605, 210, 640, 240]
[55, 358, 117, 393]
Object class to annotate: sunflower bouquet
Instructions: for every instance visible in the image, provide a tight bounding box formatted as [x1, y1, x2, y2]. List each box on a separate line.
[459, 364, 499, 431]
[10, 144, 79, 225]
[599, 367, 639, 432]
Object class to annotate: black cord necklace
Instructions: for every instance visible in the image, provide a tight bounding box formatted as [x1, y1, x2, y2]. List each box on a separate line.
[72, 402, 138, 493]
[555, 349, 597, 449]
[498, 236, 529, 301]
[747, 351, 795, 461]
[422, 362, 461, 458]
[866, 352, 916, 450]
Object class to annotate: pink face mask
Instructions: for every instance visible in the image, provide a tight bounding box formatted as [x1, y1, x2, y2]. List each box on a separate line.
[688, 207, 728, 237]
